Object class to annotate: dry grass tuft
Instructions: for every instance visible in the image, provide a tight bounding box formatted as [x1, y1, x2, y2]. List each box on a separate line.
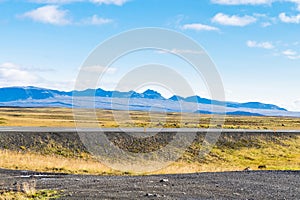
[0, 150, 118, 175]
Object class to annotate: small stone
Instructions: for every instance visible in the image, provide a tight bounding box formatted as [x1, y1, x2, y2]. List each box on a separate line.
[258, 165, 267, 169]
[145, 193, 154, 197]
[243, 167, 252, 171]
[160, 179, 169, 182]
[145, 193, 161, 197]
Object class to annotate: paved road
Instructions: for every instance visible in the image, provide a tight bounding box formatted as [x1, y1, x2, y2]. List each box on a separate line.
[1, 126, 300, 133]
[1, 169, 299, 199]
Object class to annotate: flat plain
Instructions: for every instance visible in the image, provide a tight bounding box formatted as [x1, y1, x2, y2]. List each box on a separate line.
[0, 107, 299, 199]
[1, 107, 300, 129]
[0, 107, 299, 174]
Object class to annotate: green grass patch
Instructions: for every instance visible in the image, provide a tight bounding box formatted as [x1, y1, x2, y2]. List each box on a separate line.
[0, 189, 61, 200]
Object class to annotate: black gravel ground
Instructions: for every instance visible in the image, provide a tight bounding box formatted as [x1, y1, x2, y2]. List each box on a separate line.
[0, 169, 299, 199]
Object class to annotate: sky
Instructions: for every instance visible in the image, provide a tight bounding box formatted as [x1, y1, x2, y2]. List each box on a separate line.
[0, 0, 300, 111]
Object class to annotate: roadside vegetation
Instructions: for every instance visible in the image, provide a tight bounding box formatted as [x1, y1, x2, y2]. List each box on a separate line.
[0, 189, 60, 200]
[0, 107, 300, 130]
[0, 107, 299, 176]
[0, 133, 299, 175]
[0, 178, 60, 200]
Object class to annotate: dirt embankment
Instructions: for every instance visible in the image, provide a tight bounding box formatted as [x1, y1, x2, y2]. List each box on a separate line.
[0, 130, 298, 160]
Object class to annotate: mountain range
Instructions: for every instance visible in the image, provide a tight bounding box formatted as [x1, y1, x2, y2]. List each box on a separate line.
[0, 86, 297, 117]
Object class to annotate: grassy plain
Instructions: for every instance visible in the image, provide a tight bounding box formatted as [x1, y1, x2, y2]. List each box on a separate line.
[0, 107, 300, 130]
[0, 107, 299, 176]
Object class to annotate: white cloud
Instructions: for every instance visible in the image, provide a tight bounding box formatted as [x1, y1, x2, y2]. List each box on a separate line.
[282, 49, 297, 56]
[212, 13, 257, 26]
[287, 55, 300, 60]
[282, 49, 300, 59]
[90, 0, 128, 6]
[0, 62, 75, 90]
[253, 13, 276, 27]
[211, 0, 300, 12]
[253, 13, 267, 18]
[286, 0, 300, 11]
[0, 62, 40, 86]
[261, 22, 272, 27]
[279, 12, 300, 23]
[157, 48, 205, 55]
[21, 6, 115, 26]
[22, 6, 114, 26]
[29, 0, 129, 5]
[211, 0, 272, 5]
[293, 41, 300, 46]
[247, 40, 274, 49]
[82, 15, 113, 25]
[22, 5, 70, 25]
[29, 0, 83, 3]
[182, 23, 219, 31]
[280, 99, 300, 111]
[81, 65, 117, 74]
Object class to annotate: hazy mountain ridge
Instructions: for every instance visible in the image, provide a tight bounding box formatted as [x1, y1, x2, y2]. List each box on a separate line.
[0, 86, 295, 117]
[194, 110, 265, 116]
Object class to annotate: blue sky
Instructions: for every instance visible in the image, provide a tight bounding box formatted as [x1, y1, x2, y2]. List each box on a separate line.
[0, 0, 300, 111]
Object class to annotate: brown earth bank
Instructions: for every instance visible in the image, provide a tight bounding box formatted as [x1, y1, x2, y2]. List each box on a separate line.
[0, 130, 299, 159]
[0, 168, 299, 199]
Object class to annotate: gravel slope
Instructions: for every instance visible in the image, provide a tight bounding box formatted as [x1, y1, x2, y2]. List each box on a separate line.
[1, 169, 299, 199]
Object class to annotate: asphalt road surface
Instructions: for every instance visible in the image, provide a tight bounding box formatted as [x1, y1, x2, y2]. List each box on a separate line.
[1, 126, 300, 133]
[1, 169, 299, 199]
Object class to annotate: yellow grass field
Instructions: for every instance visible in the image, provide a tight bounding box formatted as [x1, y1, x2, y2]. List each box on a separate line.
[0, 107, 300, 130]
[0, 107, 299, 176]
[1, 134, 299, 175]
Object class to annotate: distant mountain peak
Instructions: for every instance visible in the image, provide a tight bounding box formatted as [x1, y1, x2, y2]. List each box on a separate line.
[142, 89, 159, 94]
[141, 89, 165, 100]
[0, 86, 288, 112]
[169, 95, 185, 101]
